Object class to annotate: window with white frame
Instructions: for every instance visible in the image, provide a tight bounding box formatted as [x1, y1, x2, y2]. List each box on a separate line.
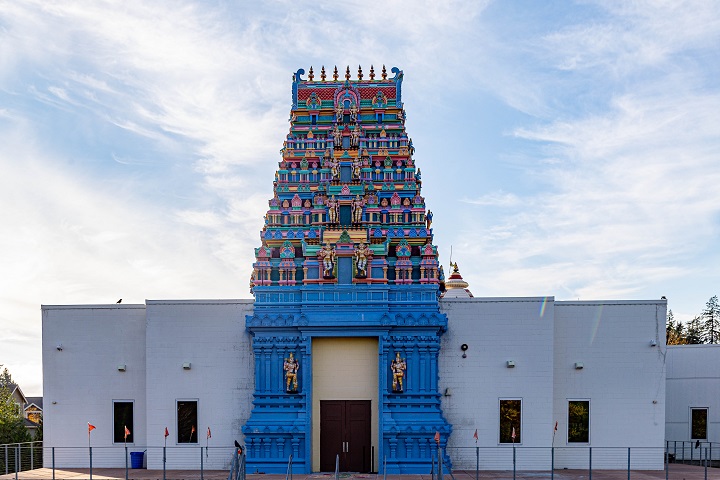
[499, 399, 521, 443]
[568, 400, 589, 443]
[691, 408, 708, 440]
[113, 401, 134, 444]
[177, 400, 198, 443]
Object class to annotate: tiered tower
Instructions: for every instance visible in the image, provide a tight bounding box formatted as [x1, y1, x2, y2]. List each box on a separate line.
[243, 66, 451, 474]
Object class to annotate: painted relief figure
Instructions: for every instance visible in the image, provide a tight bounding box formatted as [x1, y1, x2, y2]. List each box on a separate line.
[318, 244, 336, 278]
[354, 242, 371, 277]
[391, 351, 407, 392]
[284, 352, 299, 392]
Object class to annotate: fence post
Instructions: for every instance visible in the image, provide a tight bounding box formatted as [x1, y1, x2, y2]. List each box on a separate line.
[163, 446, 166, 480]
[89, 446, 93, 480]
[551, 447, 554, 480]
[31, 442, 34, 470]
[15, 445, 18, 480]
[705, 447, 708, 480]
[201, 446, 204, 480]
[5, 444, 7, 474]
[589, 446, 592, 480]
[52, 446, 55, 480]
[627, 447, 630, 480]
[512, 446, 516, 480]
[665, 447, 669, 480]
[475, 446, 479, 480]
[125, 445, 128, 480]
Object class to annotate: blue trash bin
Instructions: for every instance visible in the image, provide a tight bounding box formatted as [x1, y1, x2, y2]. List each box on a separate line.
[130, 451, 144, 469]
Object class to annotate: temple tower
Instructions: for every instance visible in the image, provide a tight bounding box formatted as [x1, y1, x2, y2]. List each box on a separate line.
[243, 66, 451, 474]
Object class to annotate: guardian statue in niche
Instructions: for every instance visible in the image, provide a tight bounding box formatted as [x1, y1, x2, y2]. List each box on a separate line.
[284, 352, 300, 393]
[391, 351, 407, 393]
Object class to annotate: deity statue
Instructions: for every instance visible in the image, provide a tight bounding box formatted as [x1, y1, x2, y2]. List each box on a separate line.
[426, 210, 433, 229]
[330, 158, 340, 180]
[326, 195, 339, 224]
[318, 244, 336, 278]
[354, 242, 371, 278]
[333, 125, 342, 148]
[352, 195, 365, 224]
[391, 352, 407, 393]
[284, 352, 300, 392]
[350, 104, 358, 122]
[351, 124, 361, 148]
[335, 103, 344, 122]
[352, 157, 361, 180]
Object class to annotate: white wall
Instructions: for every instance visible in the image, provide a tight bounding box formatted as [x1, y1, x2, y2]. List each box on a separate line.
[553, 300, 666, 469]
[666, 344, 720, 448]
[439, 297, 555, 470]
[42, 300, 255, 469]
[144, 300, 255, 470]
[42, 304, 147, 467]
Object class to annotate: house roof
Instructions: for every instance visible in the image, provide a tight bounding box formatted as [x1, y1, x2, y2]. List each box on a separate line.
[25, 397, 43, 410]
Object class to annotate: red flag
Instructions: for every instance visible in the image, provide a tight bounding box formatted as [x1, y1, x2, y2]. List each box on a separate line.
[88, 423, 96, 433]
[473, 429, 478, 441]
[124, 426, 131, 440]
[511, 427, 516, 440]
[164, 427, 169, 438]
[434, 431, 440, 444]
[191, 425, 196, 436]
[207, 427, 212, 439]
[554, 421, 558, 432]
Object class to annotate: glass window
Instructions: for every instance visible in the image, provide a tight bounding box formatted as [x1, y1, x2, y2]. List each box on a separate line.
[568, 400, 590, 443]
[113, 401, 134, 443]
[177, 400, 198, 443]
[499, 399, 521, 443]
[691, 408, 708, 440]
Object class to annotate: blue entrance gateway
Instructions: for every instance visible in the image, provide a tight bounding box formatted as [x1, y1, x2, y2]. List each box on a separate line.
[243, 66, 451, 474]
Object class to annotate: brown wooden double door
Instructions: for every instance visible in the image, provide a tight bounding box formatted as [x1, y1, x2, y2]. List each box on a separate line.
[320, 400, 371, 472]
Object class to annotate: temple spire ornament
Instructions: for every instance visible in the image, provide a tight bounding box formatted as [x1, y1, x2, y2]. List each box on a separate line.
[345, 65, 351, 80]
[369, 65, 375, 80]
[308, 66, 314, 81]
[357, 65, 363, 80]
[381, 64, 387, 80]
[333, 65, 339, 81]
[320, 65, 326, 81]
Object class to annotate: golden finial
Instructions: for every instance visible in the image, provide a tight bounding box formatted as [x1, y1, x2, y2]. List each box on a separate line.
[308, 66, 314, 81]
[333, 66, 339, 81]
[345, 66, 351, 80]
[320, 65, 326, 81]
[381, 65, 387, 80]
[357, 65, 363, 80]
[369, 65, 375, 80]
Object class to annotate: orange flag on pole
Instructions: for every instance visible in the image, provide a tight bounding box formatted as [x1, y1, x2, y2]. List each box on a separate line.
[164, 427, 169, 438]
[207, 427, 212, 439]
[434, 431, 440, 444]
[88, 423, 96, 434]
[124, 426, 131, 440]
[473, 429, 478, 441]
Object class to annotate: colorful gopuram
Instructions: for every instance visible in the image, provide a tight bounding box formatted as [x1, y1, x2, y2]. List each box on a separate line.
[243, 65, 451, 473]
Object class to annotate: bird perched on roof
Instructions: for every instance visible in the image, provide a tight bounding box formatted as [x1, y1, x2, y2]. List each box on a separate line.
[117, 299, 122, 303]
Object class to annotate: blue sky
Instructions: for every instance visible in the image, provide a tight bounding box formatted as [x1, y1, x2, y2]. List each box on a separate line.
[1, 1, 719, 395]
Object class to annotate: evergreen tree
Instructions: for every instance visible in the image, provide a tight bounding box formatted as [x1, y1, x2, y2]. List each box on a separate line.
[0, 366, 32, 444]
[685, 315, 704, 344]
[666, 310, 689, 345]
[700, 295, 720, 344]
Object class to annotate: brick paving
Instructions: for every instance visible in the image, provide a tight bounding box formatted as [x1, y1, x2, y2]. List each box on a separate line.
[2, 466, 720, 480]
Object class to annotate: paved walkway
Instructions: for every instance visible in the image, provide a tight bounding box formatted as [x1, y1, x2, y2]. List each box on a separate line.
[2, 466, 720, 480]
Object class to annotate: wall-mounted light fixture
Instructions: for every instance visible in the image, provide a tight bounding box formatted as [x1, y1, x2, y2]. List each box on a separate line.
[117, 364, 126, 372]
[506, 360, 515, 368]
[56, 344, 63, 351]
[574, 362, 584, 370]
[444, 388, 452, 396]
[461, 344, 468, 358]
[182, 362, 192, 370]
[650, 339, 657, 347]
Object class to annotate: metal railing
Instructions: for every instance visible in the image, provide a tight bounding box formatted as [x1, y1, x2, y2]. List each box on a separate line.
[1, 442, 43, 474]
[666, 440, 719, 466]
[0, 443, 245, 480]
